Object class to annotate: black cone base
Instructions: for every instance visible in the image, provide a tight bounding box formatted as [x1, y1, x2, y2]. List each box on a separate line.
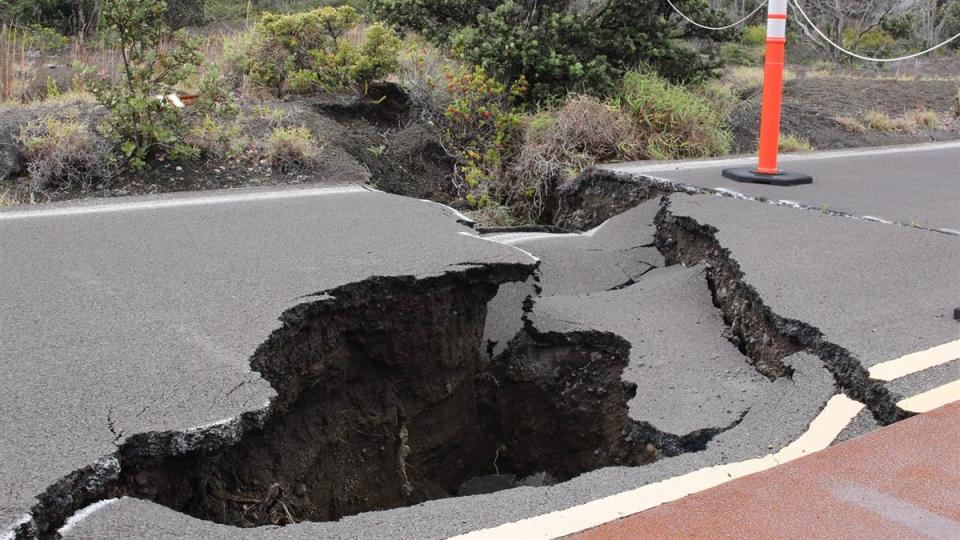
[722, 167, 813, 186]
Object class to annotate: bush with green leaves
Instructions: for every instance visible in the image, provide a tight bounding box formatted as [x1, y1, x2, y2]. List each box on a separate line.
[942, 1, 960, 49]
[440, 66, 526, 208]
[89, 0, 203, 169]
[375, 0, 729, 103]
[615, 70, 732, 160]
[223, 5, 400, 96]
[741, 24, 766, 47]
[842, 27, 895, 55]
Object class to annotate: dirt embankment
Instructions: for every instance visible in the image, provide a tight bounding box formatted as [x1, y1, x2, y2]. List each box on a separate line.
[730, 75, 960, 152]
[0, 82, 458, 206]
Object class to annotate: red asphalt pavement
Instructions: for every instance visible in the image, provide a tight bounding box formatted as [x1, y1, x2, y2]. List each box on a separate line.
[573, 401, 960, 540]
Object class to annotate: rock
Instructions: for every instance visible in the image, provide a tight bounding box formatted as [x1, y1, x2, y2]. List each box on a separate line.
[0, 127, 25, 182]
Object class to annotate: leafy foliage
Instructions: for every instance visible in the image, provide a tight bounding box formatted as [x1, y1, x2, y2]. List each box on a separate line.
[89, 0, 203, 169]
[440, 66, 526, 208]
[223, 5, 400, 96]
[375, 0, 728, 102]
[741, 24, 766, 46]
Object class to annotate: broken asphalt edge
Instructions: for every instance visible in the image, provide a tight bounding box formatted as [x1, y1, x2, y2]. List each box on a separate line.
[561, 166, 960, 237]
[653, 196, 910, 429]
[6, 261, 537, 540]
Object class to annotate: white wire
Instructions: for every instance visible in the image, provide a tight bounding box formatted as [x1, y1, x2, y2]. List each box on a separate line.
[790, 0, 960, 62]
[666, 0, 768, 31]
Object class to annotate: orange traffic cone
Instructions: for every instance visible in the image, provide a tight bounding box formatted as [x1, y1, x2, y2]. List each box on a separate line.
[723, 0, 812, 186]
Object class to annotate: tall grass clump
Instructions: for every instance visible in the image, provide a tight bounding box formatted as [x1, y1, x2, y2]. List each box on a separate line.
[616, 70, 732, 160]
[506, 95, 641, 221]
[864, 109, 897, 131]
[1, 24, 28, 102]
[907, 108, 939, 129]
[16, 115, 116, 192]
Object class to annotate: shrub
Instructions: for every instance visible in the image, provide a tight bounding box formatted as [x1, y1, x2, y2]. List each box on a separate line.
[90, 0, 203, 169]
[376, 0, 728, 103]
[16, 116, 116, 192]
[833, 115, 866, 133]
[842, 27, 895, 55]
[719, 42, 761, 66]
[440, 66, 526, 208]
[616, 70, 732, 160]
[742, 24, 766, 46]
[943, 2, 960, 49]
[778, 134, 813, 153]
[264, 126, 323, 171]
[505, 95, 640, 221]
[397, 38, 458, 120]
[954, 87, 960, 117]
[183, 114, 249, 159]
[223, 6, 400, 96]
[907, 108, 939, 129]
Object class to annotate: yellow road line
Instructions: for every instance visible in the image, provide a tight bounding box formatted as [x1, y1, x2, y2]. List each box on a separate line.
[869, 339, 960, 382]
[451, 395, 864, 540]
[898, 379, 960, 413]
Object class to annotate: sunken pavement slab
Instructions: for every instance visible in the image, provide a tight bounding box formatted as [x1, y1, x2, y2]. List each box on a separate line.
[0, 187, 536, 537]
[5, 177, 960, 539]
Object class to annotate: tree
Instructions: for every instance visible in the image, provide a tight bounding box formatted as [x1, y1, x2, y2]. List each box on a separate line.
[375, 0, 732, 102]
[91, 0, 202, 168]
[793, 0, 900, 58]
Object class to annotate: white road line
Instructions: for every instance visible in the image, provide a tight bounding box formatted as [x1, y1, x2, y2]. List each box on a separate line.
[869, 339, 960, 382]
[57, 499, 119, 535]
[482, 232, 581, 244]
[898, 380, 960, 413]
[601, 140, 960, 174]
[0, 185, 370, 221]
[454, 338, 960, 539]
[458, 232, 541, 264]
[451, 395, 865, 540]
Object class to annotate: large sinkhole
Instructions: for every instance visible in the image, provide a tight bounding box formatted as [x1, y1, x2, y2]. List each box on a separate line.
[111, 270, 657, 527]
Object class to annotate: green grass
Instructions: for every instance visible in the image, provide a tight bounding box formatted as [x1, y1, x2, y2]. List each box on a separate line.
[616, 70, 732, 160]
[778, 134, 813, 153]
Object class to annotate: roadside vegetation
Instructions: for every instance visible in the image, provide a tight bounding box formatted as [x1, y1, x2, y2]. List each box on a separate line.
[2, 0, 960, 223]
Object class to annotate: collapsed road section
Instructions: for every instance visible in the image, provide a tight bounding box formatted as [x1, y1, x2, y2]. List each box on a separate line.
[4, 177, 959, 539]
[0, 187, 546, 537]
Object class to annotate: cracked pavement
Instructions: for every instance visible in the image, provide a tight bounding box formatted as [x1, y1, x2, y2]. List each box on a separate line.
[4, 142, 960, 540]
[0, 186, 536, 536]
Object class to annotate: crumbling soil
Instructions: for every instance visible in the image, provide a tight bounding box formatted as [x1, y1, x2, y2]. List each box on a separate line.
[1, 82, 457, 207]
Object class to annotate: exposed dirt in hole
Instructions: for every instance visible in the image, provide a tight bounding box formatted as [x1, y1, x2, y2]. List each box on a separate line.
[14, 266, 660, 535]
[654, 196, 908, 424]
[554, 167, 698, 230]
[118, 273, 505, 526]
[654, 211, 800, 379]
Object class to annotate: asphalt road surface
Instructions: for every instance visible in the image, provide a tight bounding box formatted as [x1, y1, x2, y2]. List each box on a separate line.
[603, 140, 960, 234]
[4, 142, 960, 540]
